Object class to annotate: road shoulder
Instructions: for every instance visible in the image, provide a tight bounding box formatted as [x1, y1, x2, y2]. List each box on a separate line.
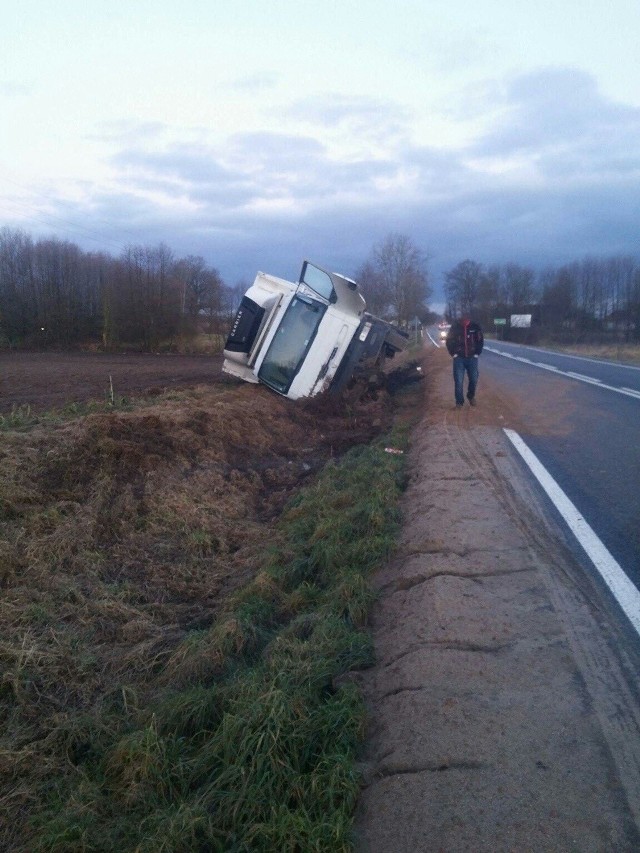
[353, 348, 640, 852]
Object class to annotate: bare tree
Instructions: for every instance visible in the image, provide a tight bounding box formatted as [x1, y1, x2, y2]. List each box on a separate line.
[112, 243, 182, 349]
[632, 266, 640, 342]
[174, 255, 209, 334]
[370, 233, 431, 326]
[200, 268, 226, 334]
[354, 260, 388, 317]
[603, 256, 637, 340]
[541, 266, 576, 336]
[444, 259, 483, 318]
[502, 263, 536, 311]
[229, 280, 248, 317]
[31, 238, 91, 346]
[6, 221, 637, 352]
[476, 265, 501, 327]
[0, 228, 35, 345]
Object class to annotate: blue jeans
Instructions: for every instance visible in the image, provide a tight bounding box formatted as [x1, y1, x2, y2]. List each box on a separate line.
[453, 356, 479, 405]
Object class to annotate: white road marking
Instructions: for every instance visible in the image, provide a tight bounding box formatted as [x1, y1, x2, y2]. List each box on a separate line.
[504, 428, 640, 637]
[489, 342, 640, 371]
[485, 346, 640, 400]
[566, 371, 603, 385]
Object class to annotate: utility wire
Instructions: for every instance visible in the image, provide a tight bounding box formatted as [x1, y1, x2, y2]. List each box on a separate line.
[0, 171, 142, 254]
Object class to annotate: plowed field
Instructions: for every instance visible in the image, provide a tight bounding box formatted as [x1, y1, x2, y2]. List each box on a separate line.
[0, 351, 229, 414]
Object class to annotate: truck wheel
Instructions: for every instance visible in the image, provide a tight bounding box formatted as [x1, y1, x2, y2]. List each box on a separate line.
[367, 369, 386, 389]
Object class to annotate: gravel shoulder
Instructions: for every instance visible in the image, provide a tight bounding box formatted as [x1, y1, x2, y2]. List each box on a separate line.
[353, 346, 640, 852]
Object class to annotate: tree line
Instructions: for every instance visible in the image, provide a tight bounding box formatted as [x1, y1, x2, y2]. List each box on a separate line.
[1, 224, 638, 349]
[444, 257, 640, 342]
[0, 228, 434, 350]
[0, 228, 234, 349]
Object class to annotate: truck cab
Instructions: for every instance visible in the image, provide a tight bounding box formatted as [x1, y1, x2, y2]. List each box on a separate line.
[222, 260, 407, 399]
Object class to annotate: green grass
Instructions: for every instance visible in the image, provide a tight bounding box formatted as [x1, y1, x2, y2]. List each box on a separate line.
[0, 396, 135, 431]
[28, 430, 410, 852]
[542, 341, 640, 364]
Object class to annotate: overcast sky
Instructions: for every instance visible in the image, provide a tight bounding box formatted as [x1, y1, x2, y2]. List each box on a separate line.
[2, 0, 639, 306]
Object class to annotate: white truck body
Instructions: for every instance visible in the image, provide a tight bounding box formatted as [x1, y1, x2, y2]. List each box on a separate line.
[222, 260, 407, 400]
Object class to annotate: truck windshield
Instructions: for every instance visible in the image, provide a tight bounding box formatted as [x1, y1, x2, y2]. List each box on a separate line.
[258, 294, 325, 393]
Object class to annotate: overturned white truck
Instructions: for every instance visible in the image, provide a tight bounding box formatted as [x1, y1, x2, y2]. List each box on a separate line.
[222, 260, 408, 399]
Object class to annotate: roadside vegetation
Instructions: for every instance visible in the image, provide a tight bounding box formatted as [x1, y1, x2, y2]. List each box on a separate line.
[538, 341, 640, 365]
[480, 336, 640, 365]
[443, 256, 640, 347]
[0, 397, 137, 431]
[0, 363, 422, 852]
[0, 228, 433, 353]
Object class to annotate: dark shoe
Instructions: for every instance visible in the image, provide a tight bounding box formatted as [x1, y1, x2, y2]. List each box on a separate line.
[468, 397, 477, 406]
[456, 402, 463, 408]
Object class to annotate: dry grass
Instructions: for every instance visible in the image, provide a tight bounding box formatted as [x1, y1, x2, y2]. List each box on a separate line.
[539, 341, 640, 364]
[0, 373, 407, 851]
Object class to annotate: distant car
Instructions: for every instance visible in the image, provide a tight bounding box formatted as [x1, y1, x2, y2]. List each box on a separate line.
[438, 323, 451, 341]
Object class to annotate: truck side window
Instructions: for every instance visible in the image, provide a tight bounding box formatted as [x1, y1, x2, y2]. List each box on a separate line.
[300, 262, 335, 302]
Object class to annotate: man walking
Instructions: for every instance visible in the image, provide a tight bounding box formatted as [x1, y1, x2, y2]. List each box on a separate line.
[445, 317, 484, 407]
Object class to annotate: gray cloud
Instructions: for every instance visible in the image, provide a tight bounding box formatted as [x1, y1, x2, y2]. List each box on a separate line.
[288, 93, 409, 130]
[88, 120, 167, 144]
[0, 80, 32, 97]
[286, 94, 410, 152]
[15, 67, 640, 303]
[227, 132, 326, 170]
[112, 145, 239, 188]
[228, 72, 279, 92]
[110, 132, 399, 209]
[470, 67, 640, 175]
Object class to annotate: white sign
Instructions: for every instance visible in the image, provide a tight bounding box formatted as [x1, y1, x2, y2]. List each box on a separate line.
[510, 314, 532, 328]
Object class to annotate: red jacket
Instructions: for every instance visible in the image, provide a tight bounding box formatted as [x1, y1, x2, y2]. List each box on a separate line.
[445, 319, 484, 358]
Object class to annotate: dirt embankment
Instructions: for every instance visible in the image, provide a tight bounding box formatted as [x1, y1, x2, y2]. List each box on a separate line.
[1, 368, 406, 657]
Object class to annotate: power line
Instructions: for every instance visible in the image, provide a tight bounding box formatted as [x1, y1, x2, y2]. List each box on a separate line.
[0, 172, 142, 254]
[0, 199, 129, 254]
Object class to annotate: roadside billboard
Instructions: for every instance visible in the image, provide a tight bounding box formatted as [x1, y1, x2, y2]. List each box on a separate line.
[510, 314, 532, 328]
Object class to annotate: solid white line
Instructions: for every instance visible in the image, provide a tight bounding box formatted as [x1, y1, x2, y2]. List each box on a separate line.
[567, 371, 602, 384]
[566, 372, 603, 386]
[503, 428, 640, 636]
[488, 341, 640, 371]
[486, 346, 640, 400]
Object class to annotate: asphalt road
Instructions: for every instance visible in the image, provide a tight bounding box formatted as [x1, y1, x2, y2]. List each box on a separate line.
[481, 340, 640, 594]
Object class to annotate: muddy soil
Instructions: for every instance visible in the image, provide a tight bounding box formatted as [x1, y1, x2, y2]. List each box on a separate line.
[0, 351, 229, 414]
